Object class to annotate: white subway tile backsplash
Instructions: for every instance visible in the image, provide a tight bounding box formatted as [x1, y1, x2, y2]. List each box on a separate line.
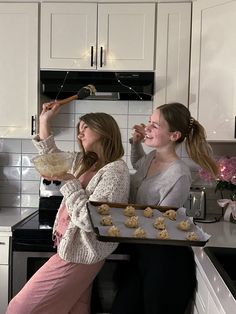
[112, 115, 128, 129]
[52, 113, 75, 127]
[21, 180, 40, 194]
[59, 101, 75, 114]
[54, 141, 75, 152]
[0, 167, 21, 180]
[128, 101, 153, 115]
[53, 127, 75, 141]
[21, 194, 39, 208]
[22, 139, 38, 153]
[21, 167, 40, 181]
[0, 194, 21, 207]
[75, 100, 129, 114]
[128, 115, 150, 129]
[0, 181, 21, 194]
[0, 153, 21, 166]
[22, 154, 35, 167]
[0, 139, 21, 153]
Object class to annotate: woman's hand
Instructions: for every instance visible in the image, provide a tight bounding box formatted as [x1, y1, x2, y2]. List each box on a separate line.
[40, 101, 61, 124]
[39, 101, 61, 140]
[132, 123, 146, 143]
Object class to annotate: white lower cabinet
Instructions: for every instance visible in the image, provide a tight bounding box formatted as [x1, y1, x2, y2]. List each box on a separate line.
[194, 265, 225, 314]
[0, 235, 10, 314]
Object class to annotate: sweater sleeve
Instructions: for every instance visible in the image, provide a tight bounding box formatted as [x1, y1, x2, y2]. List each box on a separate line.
[130, 140, 146, 170]
[32, 134, 61, 154]
[60, 160, 130, 232]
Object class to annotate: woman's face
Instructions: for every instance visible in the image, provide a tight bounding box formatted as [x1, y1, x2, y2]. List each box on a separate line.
[78, 121, 101, 153]
[144, 109, 176, 148]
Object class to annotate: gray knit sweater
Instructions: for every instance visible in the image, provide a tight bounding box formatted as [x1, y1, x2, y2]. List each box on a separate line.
[129, 142, 192, 208]
[33, 135, 130, 264]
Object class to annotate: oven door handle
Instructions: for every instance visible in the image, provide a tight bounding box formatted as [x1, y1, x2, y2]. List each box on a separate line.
[13, 241, 56, 252]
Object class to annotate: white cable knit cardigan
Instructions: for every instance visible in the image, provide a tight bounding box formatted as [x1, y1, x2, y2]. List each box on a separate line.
[33, 135, 130, 264]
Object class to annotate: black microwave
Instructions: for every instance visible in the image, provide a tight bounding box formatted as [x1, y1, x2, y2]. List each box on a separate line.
[40, 71, 154, 101]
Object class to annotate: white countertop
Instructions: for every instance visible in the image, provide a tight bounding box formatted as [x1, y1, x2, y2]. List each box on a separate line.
[197, 220, 236, 248]
[0, 207, 37, 233]
[194, 220, 236, 313]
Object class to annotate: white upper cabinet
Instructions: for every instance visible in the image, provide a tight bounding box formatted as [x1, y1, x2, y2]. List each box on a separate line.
[190, 0, 236, 141]
[40, 2, 155, 71]
[0, 3, 38, 138]
[154, 2, 191, 107]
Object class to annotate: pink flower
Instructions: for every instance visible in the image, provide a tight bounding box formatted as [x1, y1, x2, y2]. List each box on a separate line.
[198, 168, 214, 183]
[218, 157, 236, 182]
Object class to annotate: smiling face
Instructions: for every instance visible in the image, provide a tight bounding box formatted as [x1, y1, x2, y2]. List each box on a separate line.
[78, 121, 101, 153]
[144, 109, 181, 149]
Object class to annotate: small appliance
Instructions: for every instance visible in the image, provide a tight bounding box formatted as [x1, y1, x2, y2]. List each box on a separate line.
[185, 187, 206, 220]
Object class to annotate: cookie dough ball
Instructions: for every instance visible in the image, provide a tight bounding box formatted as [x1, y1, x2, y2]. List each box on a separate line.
[158, 229, 169, 240]
[100, 215, 113, 226]
[153, 217, 166, 230]
[143, 207, 154, 218]
[124, 205, 136, 217]
[163, 209, 177, 220]
[108, 225, 120, 237]
[178, 220, 191, 231]
[97, 203, 110, 215]
[134, 227, 146, 238]
[186, 232, 198, 241]
[125, 216, 139, 228]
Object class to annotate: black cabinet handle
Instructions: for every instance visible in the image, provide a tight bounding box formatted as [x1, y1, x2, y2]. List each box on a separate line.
[31, 115, 36, 135]
[90, 46, 94, 67]
[100, 47, 103, 67]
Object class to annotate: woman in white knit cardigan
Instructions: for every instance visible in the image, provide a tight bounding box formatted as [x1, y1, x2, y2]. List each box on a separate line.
[7, 101, 130, 314]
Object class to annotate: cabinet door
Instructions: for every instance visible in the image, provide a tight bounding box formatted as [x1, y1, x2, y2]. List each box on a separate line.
[154, 2, 191, 107]
[41, 3, 97, 70]
[0, 3, 38, 138]
[0, 265, 8, 314]
[97, 3, 155, 71]
[190, 0, 236, 141]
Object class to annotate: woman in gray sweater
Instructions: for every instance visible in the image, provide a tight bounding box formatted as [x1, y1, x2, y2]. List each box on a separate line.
[111, 102, 218, 314]
[7, 102, 130, 314]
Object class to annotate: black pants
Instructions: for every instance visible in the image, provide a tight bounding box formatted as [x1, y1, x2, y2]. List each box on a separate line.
[111, 244, 196, 314]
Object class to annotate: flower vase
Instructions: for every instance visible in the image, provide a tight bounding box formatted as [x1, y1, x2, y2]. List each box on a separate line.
[223, 201, 236, 223]
[229, 201, 236, 223]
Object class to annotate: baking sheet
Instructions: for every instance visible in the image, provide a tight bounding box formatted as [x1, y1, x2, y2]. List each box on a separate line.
[87, 201, 211, 247]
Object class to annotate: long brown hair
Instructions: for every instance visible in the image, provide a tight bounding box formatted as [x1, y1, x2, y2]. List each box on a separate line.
[75, 112, 124, 177]
[156, 102, 219, 178]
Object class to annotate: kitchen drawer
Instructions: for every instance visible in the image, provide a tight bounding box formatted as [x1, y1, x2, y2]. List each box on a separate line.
[0, 236, 9, 264]
[195, 267, 208, 311]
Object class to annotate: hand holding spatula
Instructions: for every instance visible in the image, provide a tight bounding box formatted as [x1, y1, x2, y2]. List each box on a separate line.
[45, 84, 96, 111]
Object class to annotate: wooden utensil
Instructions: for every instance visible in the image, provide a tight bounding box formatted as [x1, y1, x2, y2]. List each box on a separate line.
[47, 84, 96, 109]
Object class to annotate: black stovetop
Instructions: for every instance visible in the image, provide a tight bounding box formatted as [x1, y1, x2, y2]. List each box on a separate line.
[12, 196, 62, 251]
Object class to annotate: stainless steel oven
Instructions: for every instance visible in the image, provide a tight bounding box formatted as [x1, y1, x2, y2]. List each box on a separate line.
[11, 251, 55, 298]
[10, 209, 130, 314]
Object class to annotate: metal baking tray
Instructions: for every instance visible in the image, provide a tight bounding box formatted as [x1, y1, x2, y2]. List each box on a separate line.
[87, 201, 210, 247]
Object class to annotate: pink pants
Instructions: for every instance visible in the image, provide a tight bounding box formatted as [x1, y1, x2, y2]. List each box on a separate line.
[7, 254, 104, 314]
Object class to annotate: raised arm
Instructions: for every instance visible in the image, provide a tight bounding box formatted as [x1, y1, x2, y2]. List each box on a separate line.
[39, 102, 61, 140]
[130, 123, 146, 168]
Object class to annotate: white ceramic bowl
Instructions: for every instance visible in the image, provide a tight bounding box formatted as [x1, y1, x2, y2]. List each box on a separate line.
[32, 152, 73, 177]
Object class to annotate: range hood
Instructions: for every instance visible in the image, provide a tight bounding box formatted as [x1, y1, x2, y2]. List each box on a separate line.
[40, 71, 154, 101]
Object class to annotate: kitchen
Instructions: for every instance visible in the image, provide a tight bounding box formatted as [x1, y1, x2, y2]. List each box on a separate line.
[0, 0, 236, 313]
